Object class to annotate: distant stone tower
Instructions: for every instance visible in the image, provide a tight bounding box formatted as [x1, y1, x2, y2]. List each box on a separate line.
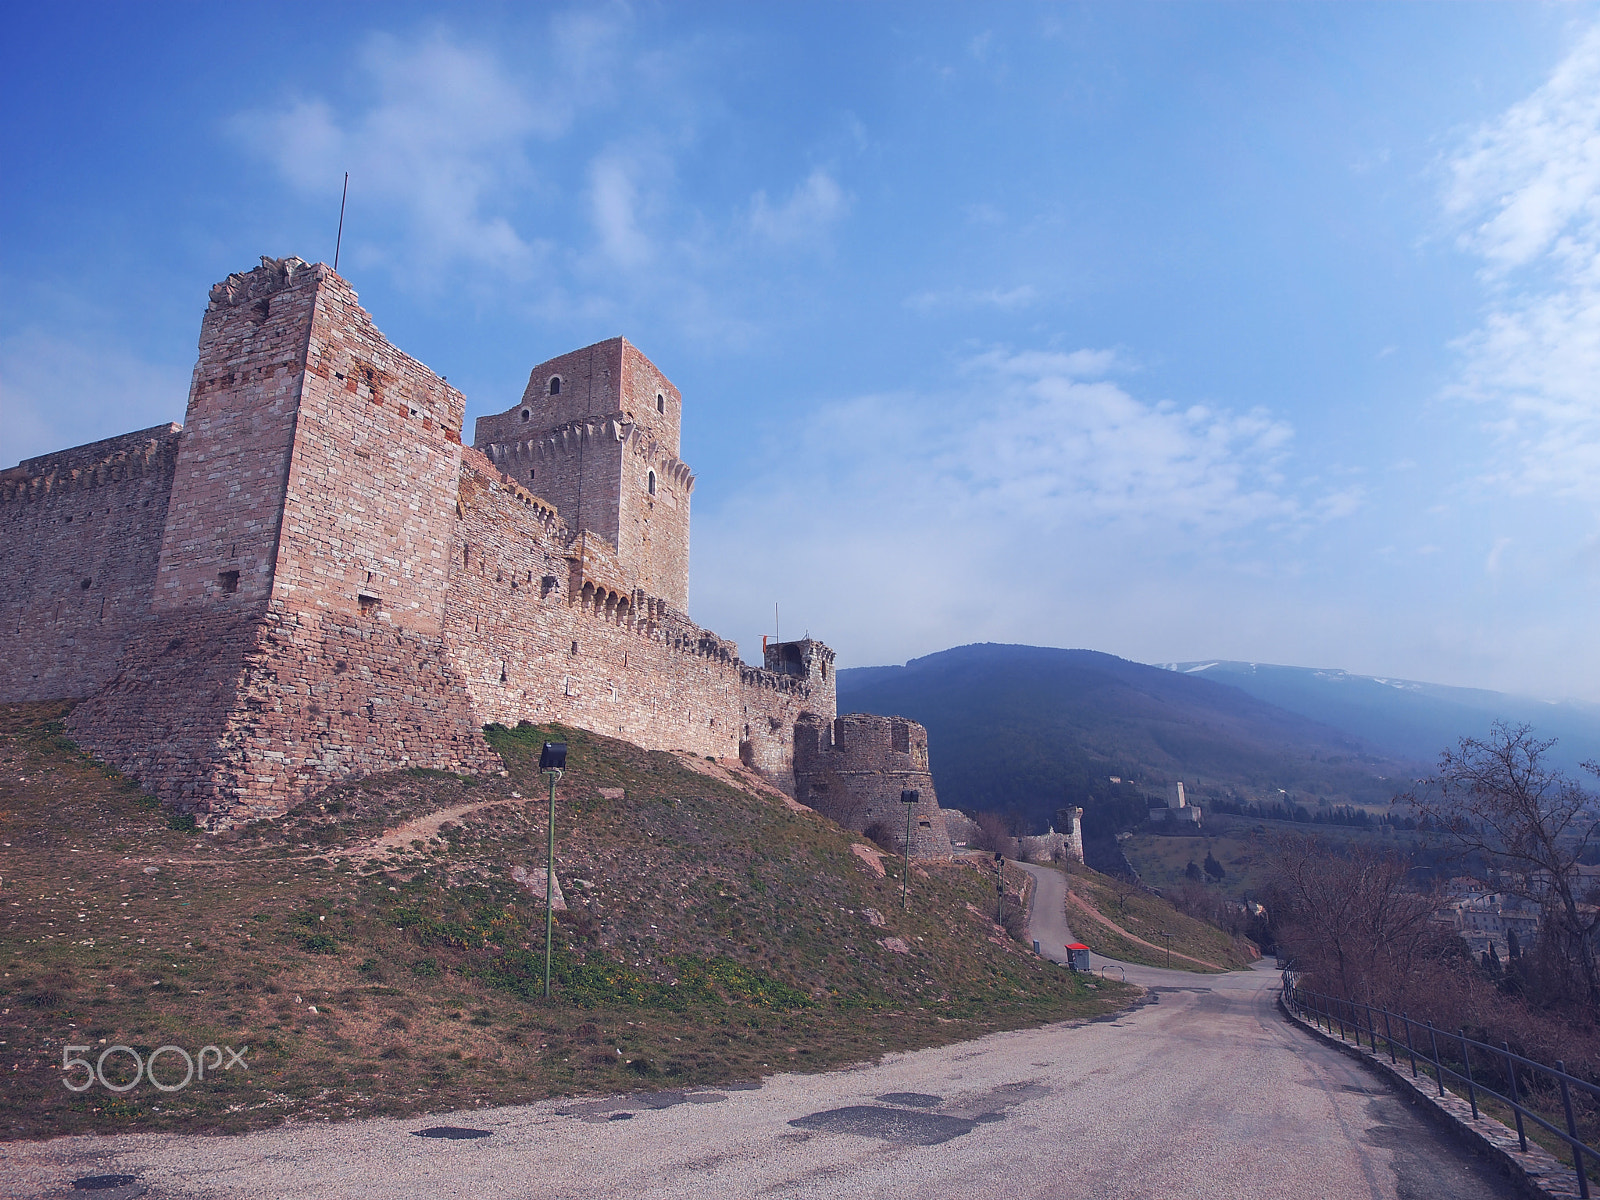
[1019, 808, 1085, 865]
[474, 338, 693, 611]
[1063, 806, 1085, 864]
[791, 712, 954, 859]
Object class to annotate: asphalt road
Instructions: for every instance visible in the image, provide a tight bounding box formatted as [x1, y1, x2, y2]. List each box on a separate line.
[5, 960, 1518, 1199]
[1014, 860, 1077, 963]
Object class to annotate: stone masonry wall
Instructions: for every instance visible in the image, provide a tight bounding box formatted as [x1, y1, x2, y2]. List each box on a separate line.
[1019, 808, 1085, 865]
[480, 341, 629, 558]
[152, 258, 319, 611]
[615, 340, 690, 610]
[66, 601, 495, 820]
[0, 425, 181, 702]
[444, 449, 829, 790]
[792, 712, 954, 859]
[275, 265, 467, 634]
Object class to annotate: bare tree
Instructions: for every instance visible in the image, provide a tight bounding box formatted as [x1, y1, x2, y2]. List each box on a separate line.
[1110, 873, 1140, 917]
[970, 811, 1019, 860]
[1411, 722, 1600, 1015]
[1266, 834, 1439, 1006]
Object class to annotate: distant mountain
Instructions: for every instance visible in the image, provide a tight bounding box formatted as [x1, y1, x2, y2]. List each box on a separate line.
[1160, 661, 1600, 778]
[836, 644, 1419, 839]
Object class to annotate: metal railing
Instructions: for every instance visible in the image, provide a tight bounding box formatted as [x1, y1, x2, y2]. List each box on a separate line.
[1100, 964, 1126, 981]
[1283, 980, 1598, 1198]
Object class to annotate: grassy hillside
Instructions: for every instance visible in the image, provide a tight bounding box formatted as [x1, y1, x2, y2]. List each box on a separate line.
[1062, 866, 1258, 972]
[0, 704, 1131, 1140]
[837, 644, 1418, 837]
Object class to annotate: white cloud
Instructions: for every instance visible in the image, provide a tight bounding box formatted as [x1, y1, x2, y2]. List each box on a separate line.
[1447, 23, 1600, 274]
[903, 285, 1037, 314]
[589, 153, 654, 268]
[1486, 536, 1513, 574]
[930, 350, 1297, 531]
[691, 346, 1342, 668]
[1446, 21, 1600, 501]
[0, 327, 189, 465]
[964, 346, 1120, 379]
[230, 24, 625, 281]
[749, 168, 848, 245]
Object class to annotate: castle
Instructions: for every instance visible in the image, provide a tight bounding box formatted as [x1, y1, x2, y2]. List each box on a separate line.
[1, 255, 953, 852]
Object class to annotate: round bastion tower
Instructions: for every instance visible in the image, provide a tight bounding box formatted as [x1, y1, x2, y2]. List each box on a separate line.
[791, 712, 955, 859]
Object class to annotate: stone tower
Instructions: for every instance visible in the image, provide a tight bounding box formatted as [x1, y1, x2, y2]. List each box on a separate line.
[63, 256, 494, 820]
[791, 711, 954, 859]
[473, 338, 693, 611]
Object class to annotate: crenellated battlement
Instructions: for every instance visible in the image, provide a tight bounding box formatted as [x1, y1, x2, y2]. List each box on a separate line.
[1, 425, 182, 505]
[792, 712, 954, 859]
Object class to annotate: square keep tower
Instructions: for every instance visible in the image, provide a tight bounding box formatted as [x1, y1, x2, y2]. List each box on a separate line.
[473, 337, 694, 611]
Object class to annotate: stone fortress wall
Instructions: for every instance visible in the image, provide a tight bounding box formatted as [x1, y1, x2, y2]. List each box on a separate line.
[1019, 810, 1085, 865]
[0, 425, 182, 703]
[0, 256, 856, 827]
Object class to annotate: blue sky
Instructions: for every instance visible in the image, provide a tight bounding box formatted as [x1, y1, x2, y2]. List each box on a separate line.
[5, 3, 1600, 701]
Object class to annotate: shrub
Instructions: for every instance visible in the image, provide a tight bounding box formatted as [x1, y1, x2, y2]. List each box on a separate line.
[296, 932, 340, 955]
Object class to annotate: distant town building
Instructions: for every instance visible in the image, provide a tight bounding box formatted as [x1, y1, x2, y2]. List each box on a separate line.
[1147, 780, 1202, 826]
[1444, 891, 1541, 958]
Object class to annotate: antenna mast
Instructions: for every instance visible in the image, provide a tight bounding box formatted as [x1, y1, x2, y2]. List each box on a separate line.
[333, 172, 349, 272]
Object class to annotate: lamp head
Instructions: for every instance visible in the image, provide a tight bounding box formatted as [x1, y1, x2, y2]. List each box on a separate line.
[900, 788, 919, 805]
[539, 742, 568, 773]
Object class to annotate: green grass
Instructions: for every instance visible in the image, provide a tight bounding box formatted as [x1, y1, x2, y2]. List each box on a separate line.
[0, 704, 1134, 1139]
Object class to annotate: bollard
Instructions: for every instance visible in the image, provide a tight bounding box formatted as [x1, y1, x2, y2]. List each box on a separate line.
[1034, 940, 1041, 955]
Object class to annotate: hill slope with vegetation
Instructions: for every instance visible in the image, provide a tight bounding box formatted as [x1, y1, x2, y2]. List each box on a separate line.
[1058, 866, 1259, 972]
[0, 704, 1130, 1140]
[1163, 659, 1600, 778]
[838, 643, 1419, 838]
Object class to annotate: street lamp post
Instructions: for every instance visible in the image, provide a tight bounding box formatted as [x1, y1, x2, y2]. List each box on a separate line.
[539, 741, 567, 998]
[995, 851, 1005, 926]
[1159, 929, 1173, 968]
[900, 789, 919, 908]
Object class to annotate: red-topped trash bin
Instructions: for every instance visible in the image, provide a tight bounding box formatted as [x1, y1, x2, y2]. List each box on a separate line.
[1065, 943, 1092, 972]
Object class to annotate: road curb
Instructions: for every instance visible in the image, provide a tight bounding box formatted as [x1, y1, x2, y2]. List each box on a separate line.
[1277, 995, 1584, 1200]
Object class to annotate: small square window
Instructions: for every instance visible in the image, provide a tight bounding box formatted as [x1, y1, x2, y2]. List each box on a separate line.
[358, 593, 381, 616]
[217, 570, 240, 594]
